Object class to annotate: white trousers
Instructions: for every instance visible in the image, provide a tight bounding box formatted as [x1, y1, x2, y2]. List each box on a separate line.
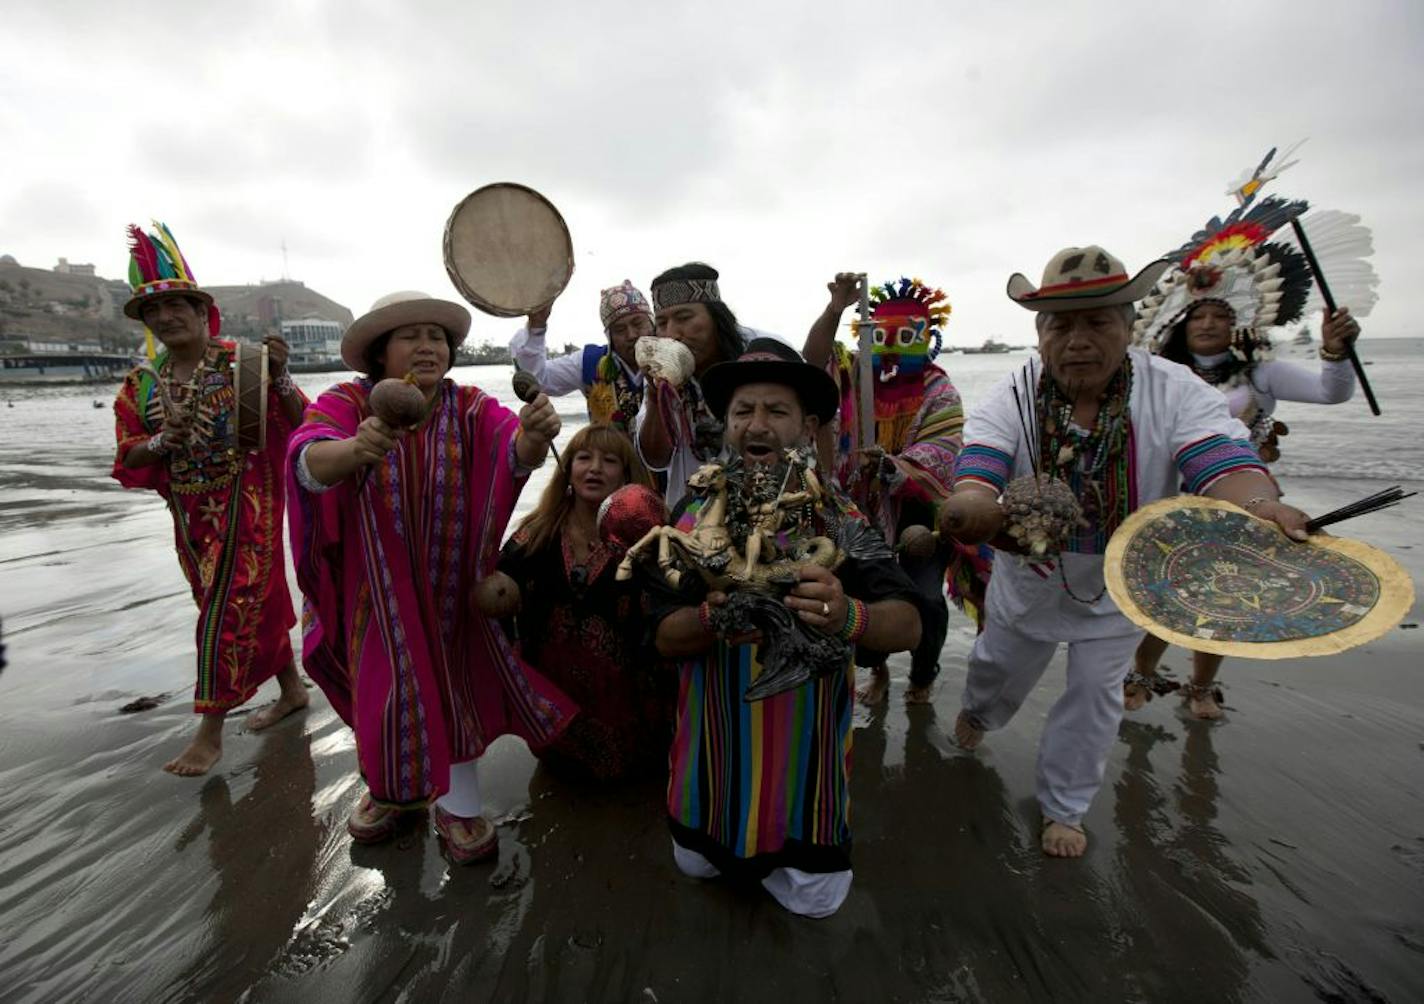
[961, 619, 1141, 827]
[435, 759, 483, 818]
[671, 842, 852, 919]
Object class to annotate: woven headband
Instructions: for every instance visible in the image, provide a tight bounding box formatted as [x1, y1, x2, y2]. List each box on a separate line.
[651, 278, 721, 311]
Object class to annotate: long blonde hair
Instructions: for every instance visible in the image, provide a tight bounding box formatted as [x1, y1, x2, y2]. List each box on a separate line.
[512, 423, 653, 554]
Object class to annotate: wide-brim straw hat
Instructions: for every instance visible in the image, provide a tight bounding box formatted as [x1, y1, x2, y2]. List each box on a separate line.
[701, 337, 839, 422]
[1007, 245, 1169, 312]
[341, 291, 472, 371]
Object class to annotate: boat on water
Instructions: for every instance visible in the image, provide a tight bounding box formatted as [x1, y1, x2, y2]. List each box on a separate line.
[0, 352, 138, 384]
[961, 338, 1011, 355]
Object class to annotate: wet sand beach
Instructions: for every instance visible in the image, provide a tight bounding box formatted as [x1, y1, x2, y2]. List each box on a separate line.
[1, 352, 1421, 1002]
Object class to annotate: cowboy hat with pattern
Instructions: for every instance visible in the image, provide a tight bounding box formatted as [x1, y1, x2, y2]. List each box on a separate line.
[1007, 245, 1169, 312]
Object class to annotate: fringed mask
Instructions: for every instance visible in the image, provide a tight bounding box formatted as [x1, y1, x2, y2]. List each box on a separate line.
[853, 277, 950, 385]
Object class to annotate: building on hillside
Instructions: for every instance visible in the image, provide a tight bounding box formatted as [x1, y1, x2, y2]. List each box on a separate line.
[54, 258, 96, 276]
[281, 317, 345, 366]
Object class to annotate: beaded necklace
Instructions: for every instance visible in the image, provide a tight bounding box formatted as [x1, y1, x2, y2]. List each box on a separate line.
[1038, 355, 1134, 603]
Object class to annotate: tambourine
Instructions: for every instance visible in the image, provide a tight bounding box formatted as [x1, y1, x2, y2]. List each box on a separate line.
[442, 182, 574, 318]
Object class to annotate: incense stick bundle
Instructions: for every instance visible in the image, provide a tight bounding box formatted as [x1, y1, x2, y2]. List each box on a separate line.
[1305, 486, 1416, 533]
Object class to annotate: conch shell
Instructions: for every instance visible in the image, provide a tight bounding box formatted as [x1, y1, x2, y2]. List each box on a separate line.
[635, 336, 696, 388]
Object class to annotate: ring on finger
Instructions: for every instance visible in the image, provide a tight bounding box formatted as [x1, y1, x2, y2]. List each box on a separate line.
[821, 601, 830, 616]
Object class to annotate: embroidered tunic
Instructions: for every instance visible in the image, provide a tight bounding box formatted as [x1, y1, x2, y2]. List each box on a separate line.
[499, 526, 674, 781]
[111, 339, 301, 713]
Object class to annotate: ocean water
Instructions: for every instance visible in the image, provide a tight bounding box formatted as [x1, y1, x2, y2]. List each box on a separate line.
[2, 336, 1419, 517]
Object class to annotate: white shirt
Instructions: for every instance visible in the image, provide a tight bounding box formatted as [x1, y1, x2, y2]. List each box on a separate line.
[959, 349, 1258, 641]
[507, 325, 642, 399]
[1191, 352, 1356, 422]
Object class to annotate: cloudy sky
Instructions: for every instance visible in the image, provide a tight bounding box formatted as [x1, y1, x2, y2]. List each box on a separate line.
[2, 1, 1420, 347]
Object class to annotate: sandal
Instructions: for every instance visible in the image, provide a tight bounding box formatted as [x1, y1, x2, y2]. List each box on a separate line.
[347, 792, 401, 844]
[1123, 669, 1180, 701]
[1180, 680, 1225, 719]
[433, 805, 499, 864]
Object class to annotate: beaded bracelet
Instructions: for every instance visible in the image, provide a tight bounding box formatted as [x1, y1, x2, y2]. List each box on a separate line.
[697, 600, 716, 636]
[1318, 345, 1349, 363]
[837, 598, 869, 644]
[273, 371, 299, 397]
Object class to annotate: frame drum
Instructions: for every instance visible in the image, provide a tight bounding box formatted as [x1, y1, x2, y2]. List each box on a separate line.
[443, 182, 574, 318]
[231, 341, 269, 453]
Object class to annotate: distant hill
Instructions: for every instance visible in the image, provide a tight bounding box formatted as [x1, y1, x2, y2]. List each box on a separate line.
[0, 256, 352, 350]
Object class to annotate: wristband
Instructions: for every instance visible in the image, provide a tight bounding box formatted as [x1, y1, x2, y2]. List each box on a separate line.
[1318, 345, 1350, 363]
[837, 598, 869, 644]
[146, 432, 171, 457]
[273, 371, 298, 397]
[697, 600, 716, 636]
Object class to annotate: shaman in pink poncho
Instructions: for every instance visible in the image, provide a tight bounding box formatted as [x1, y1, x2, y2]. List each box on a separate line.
[287, 378, 575, 807]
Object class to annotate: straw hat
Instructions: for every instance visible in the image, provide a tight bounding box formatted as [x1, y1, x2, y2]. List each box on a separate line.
[1007, 246, 1168, 312]
[341, 291, 472, 371]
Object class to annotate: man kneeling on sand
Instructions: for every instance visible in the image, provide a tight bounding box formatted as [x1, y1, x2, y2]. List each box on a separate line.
[647, 339, 921, 917]
[938, 245, 1315, 857]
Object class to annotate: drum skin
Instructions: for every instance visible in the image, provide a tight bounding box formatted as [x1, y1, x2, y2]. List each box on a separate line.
[231, 341, 269, 453]
[443, 182, 574, 318]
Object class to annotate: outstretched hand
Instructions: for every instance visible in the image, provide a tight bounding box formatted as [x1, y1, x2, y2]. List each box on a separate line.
[1250, 498, 1311, 543]
[518, 391, 561, 447]
[350, 415, 402, 466]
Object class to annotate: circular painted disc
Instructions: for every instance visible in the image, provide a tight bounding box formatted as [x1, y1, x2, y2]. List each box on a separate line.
[1105, 496, 1413, 659]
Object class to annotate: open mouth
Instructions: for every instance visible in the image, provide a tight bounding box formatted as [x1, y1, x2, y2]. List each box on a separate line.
[743, 442, 777, 462]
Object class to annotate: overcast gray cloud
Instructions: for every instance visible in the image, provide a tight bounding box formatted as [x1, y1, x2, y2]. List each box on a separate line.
[2, 0, 1420, 350]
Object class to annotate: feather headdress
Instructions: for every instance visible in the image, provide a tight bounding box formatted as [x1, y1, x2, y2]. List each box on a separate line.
[1133, 196, 1313, 356]
[121, 221, 220, 338]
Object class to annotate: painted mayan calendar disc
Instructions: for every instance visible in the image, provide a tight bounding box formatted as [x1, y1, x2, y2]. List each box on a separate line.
[1105, 496, 1413, 659]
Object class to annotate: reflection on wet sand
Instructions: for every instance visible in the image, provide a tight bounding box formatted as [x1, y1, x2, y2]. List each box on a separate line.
[167, 726, 322, 999]
[1, 375, 1421, 1000]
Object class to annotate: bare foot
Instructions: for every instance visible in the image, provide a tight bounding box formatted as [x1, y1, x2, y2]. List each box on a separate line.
[856, 665, 890, 706]
[905, 683, 934, 705]
[1042, 819, 1087, 857]
[164, 715, 224, 776]
[247, 665, 310, 731]
[952, 709, 984, 750]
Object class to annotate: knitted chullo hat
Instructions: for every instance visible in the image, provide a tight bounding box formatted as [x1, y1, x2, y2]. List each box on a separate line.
[599, 279, 651, 331]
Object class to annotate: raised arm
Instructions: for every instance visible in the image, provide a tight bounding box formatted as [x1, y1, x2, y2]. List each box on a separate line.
[803, 272, 862, 369]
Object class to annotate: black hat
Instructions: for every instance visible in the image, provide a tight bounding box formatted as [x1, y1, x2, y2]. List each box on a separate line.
[700, 337, 839, 422]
